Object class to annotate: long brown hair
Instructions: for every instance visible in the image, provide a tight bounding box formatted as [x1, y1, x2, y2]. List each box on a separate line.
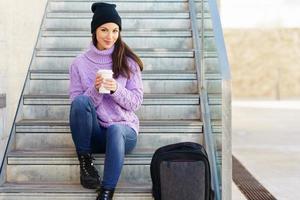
[92, 32, 143, 79]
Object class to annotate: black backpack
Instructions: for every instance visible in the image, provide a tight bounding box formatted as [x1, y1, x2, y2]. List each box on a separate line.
[150, 142, 214, 200]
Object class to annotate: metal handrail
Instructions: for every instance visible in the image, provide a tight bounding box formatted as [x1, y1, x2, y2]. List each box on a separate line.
[207, 1, 232, 200]
[207, 0, 231, 80]
[188, 0, 221, 199]
[0, 0, 50, 176]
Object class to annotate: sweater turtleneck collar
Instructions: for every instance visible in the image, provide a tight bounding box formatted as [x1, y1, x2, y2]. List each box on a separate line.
[84, 42, 114, 64]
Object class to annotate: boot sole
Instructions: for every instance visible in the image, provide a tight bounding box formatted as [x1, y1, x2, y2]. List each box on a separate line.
[80, 177, 101, 189]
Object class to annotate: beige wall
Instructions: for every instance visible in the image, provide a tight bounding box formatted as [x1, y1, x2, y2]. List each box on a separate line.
[220, 0, 300, 99]
[0, 0, 47, 137]
[224, 28, 300, 99]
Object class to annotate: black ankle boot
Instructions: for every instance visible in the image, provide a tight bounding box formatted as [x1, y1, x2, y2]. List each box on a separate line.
[78, 153, 101, 189]
[96, 187, 115, 200]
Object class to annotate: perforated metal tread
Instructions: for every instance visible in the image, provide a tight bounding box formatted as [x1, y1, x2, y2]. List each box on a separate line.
[233, 155, 277, 200]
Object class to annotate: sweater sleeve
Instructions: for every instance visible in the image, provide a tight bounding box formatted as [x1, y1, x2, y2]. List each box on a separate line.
[69, 62, 103, 106]
[110, 60, 143, 112]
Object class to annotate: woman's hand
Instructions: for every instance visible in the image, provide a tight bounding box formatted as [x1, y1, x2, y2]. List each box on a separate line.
[103, 78, 118, 93]
[94, 73, 104, 90]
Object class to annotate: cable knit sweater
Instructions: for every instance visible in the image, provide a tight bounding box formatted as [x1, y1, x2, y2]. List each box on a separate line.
[69, 43, 143, 134]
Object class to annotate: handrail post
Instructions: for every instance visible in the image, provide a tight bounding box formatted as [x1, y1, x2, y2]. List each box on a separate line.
[0, 94, 6, 137]
[189, 0, 221, 199]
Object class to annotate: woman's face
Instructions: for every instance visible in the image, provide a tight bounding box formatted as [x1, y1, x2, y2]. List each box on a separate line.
[95, 22, 119, 50]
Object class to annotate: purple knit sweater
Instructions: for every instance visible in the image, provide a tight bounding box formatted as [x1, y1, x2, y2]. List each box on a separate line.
[68, 43, 143, 134]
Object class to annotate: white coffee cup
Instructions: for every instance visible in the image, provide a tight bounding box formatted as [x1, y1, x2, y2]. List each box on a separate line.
[97, 69, 114, 94]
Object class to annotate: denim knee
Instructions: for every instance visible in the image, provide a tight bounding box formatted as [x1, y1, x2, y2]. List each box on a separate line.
[106, 125, 137, 154]
[71, 95, 92, 111]
[106, 125, 126, 142]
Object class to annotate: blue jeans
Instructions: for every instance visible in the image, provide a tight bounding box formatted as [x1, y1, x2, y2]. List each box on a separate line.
[69, 95, 137, 189]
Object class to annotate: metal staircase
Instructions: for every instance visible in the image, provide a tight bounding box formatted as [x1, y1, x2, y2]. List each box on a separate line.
[0, 0, 231, 199]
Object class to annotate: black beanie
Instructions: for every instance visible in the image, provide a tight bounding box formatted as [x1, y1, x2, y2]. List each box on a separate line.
[91, 2, 122, 33]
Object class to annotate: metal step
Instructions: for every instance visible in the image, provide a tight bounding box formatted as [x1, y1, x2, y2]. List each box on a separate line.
[14, 117, 221, 152]
[48, 1, 209, 12]
[43, 17, 212, 30]
[14, 119, 211, 150]
[21, 94, 204, 120]
[16, 119, 204, 133]
[22, 93, 221, 106]
[28, 81, 198, 94]
[23, 94, 200, 105]
[6, 149, 222, 184]
[42, 28, 193, 37]
[6, 150, 152, 184]
[28, 70, 220, 94]
[28, 70, 198, 94]
[20, 94, 221, 122]
[0, 183, 152, 200]
[31, 53, 219, 74]
[35, 48, 194, 57]
[206, 74, 222, 94]
[29, 69, 197, 80]
[37, 37, 194, 50]
[15, 132, 203, 151]
[30, 70, 197, 80]
[204, 57, 221, 74]
[37, 35, 215, 51]
[15, 118, 204, 151]
[208, 93, 222, 105]
[20, 103, 221, 121]
[46, 11, 209, 19]
[31, 56, 196, 71]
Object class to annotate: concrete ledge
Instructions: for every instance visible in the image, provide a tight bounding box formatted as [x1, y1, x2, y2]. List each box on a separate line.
[0, 94, 6, 108]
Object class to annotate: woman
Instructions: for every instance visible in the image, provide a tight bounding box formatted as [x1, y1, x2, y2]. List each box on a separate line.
[68, 2, 143, 200]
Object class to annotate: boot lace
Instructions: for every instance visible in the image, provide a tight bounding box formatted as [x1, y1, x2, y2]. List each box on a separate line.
[80, 154, 100, 177]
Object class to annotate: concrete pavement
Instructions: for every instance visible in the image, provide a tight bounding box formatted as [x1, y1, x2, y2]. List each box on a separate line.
[232, 100, 300, 200]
